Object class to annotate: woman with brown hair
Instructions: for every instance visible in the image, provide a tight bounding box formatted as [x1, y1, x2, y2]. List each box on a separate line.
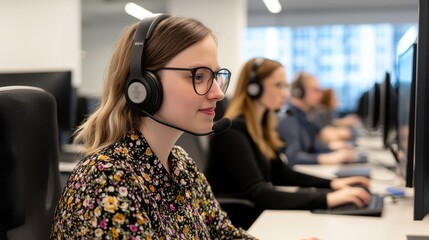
[206, 58, 370, 214]
[51, 14, 255, 239]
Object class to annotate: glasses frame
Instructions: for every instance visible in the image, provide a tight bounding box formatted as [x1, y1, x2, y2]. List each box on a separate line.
[155, 66, 231, 95]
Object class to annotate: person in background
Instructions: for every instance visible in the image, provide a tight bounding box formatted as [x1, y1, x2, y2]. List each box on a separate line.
[50, 14, 256, 239]
[278, 71, 359, 166]
[311, 88, 362, 142]
[206, 58, 370, 215]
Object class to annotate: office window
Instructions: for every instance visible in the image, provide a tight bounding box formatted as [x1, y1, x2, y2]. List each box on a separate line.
[241, 23, 416, 113]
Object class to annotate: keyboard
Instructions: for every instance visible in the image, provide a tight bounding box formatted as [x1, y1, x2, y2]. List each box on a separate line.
[334, 167, 371, 178]
[311, 194, 384, 217]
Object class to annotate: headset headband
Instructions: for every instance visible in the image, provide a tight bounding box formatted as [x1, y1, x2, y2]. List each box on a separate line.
[129, 14, 170, 79]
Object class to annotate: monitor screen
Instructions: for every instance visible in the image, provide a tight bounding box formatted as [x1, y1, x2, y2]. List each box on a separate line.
[355, 90, 369, 123]
[380, 72, 398, 150]
[396, 39, 417, 187]
[366, 82, 381, 130]
[0, 71, 75, 132]
[414, 0, 429, 221]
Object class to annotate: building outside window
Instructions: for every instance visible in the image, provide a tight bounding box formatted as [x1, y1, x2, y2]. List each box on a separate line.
[241, 23, 415, 113]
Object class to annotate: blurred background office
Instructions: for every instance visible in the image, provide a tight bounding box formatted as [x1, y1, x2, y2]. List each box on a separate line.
[0, 0, 418, 178]
[1, 0, 418, 106]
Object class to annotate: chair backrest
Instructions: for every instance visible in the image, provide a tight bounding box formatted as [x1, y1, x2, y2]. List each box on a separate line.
[176, 133, 208, 171]
[0, 86, 62, 240]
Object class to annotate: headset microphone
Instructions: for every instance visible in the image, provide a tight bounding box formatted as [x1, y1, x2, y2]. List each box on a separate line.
[211, 118, 232, 135]
[140, 108, 231, 136]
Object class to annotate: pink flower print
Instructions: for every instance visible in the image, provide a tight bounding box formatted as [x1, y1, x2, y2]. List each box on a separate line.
[169, 204, 176, 212]
[129, 224, 138, 233]
[99, 219, 107, 229]
[97, 164, 104, 171]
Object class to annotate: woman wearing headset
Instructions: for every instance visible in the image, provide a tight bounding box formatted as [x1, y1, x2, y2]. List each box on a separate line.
[50, 15, 256, 239]
[206, 58, 371, 214]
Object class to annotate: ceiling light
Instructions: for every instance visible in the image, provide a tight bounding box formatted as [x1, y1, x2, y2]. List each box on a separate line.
[262, 0, 282, 14]
[125, 2, 152, 20]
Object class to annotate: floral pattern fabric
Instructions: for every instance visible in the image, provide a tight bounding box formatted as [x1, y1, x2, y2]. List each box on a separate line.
[51, 130, 256, 239]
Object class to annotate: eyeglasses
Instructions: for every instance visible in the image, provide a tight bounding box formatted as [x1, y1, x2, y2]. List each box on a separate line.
[271, 82, 290, 90]
[156, 67, 231, 95]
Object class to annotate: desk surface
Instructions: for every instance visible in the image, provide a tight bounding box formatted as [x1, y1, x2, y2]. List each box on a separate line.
[248, 198, 429, 240]
[248, 135, 429, 240]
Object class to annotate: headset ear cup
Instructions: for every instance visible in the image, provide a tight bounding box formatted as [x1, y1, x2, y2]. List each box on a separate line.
[246, 57, 265, 100]
[247, 79, 263, 99]
[125, 71, 163, 116]
[292, 79, 305, 99]
[142, 71, 163, 114]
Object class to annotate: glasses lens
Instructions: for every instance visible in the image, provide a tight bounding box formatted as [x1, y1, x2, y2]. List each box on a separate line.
[193, 67, 213, 95]
[192, 67, 231, 95]
[216, 69, 231, 93]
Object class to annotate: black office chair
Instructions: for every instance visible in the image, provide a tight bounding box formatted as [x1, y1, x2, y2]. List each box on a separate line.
[0, 86, 62, 240]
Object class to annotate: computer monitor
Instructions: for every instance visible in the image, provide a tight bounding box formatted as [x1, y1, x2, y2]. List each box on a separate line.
[0, 71, 75, 133]
[366, 82, 381, 130]
[413, 0, 429, 221]
[355, 90, 369, 123]
[395, 33, 417, 188]
[379, 72, 398, 150]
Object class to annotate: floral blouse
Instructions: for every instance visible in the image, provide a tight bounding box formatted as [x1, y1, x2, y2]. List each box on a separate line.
[51, 130, 256, 239]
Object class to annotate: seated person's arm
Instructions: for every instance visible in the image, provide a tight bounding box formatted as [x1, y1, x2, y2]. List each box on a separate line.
[211, 128, 328, 210]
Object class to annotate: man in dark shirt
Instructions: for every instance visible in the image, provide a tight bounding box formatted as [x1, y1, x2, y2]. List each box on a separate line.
[278, 72, 357, 166]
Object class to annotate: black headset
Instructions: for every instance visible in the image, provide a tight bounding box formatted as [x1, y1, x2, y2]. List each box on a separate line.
[246, 57, 265, 99]
[291, 73, 306, 99]
[124, 13, 170, 116]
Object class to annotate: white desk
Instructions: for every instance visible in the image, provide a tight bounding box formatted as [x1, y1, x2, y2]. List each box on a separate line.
[248, 135, 429, 240]
[248, 198, 429, 240]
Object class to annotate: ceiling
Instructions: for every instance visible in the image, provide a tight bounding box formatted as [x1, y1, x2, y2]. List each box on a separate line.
[82, 0, 418, 25]
[248, 0, 417, 12]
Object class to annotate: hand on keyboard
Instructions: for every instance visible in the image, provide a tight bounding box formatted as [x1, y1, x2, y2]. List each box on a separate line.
[326, 186, 371, 208]
[312, 194, 384, 217]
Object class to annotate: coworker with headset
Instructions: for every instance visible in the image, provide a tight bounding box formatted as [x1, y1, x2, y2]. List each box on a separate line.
[51, 14, 256, 239]
[206, 58, 370, 215]
[278, 71, 358, 166]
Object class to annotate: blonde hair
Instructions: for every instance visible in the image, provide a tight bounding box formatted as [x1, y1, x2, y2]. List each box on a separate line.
[224, 58, 284, 159]
[73, 16, 213, 155]
[320, 88, 336, 111]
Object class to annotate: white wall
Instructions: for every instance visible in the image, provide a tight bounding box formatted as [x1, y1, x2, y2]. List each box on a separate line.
[0, 0, 81, 87]
[168, 0, 247, 97]
[80, 14, 137, 96]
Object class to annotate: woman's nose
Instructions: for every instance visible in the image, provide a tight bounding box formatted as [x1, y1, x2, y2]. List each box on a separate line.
[207, 80, 225, 101]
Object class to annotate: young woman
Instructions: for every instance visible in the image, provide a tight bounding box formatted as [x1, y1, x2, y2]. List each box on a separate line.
[206, 57, 371, 212]
[50, 14, 256, 239]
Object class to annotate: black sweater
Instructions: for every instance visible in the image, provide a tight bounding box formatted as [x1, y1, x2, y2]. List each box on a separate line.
[206, 116, 331, 210]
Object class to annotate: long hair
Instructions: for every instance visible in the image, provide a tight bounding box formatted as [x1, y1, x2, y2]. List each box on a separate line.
[224, 58, 284, 159]
[320, 88, 336, 111]
[73, 16, 213, 155]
